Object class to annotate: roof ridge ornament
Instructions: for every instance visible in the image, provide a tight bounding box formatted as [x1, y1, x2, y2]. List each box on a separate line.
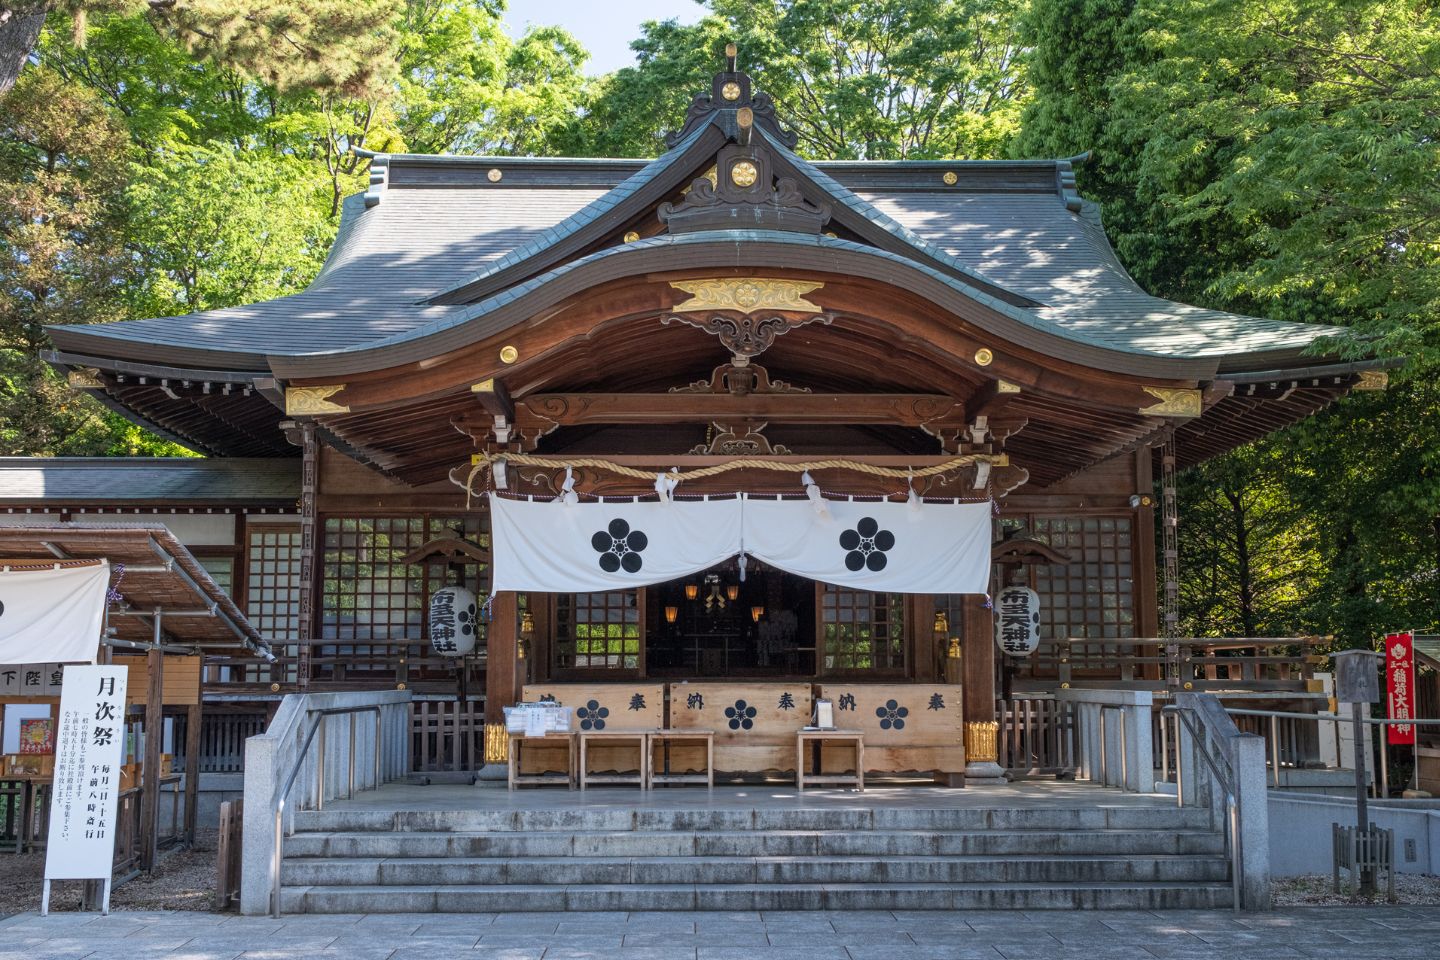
[663, 42, 799, 151]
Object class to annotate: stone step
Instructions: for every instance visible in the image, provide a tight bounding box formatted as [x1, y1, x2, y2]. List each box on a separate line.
[280, 854, 1232, 887]
[291, 805, 1216, 835]
[285, 828, 1227, 859]
[280, 881, 1235, 913]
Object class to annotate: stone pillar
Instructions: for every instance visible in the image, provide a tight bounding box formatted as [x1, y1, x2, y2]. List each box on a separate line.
[962, 593, 1003, 783]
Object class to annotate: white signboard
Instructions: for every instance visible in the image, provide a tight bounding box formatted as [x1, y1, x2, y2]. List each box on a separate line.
[42, 664, 127, 914]
[0, 563, 108, 665]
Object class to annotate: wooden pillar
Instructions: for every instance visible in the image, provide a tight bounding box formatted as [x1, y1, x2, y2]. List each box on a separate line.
[962, 594, 995, 725]
[1133, 447, 1162, 680]
[296, 421, 318, 690]
[183, 700, 202, 846]
[484, 591, 520, 764]
[139, 643, 163, 872]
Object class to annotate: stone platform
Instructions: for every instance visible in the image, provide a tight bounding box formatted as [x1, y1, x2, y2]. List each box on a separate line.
[272, 781, 1236, 914]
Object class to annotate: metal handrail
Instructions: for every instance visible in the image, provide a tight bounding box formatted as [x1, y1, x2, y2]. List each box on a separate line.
[1162, 704, 1242, 914]
[270, 704, 384, 918]
[1220, 706, 1440, 796]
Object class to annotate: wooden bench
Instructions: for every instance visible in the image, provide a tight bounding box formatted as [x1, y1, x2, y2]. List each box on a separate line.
[797, 729, 864, 791]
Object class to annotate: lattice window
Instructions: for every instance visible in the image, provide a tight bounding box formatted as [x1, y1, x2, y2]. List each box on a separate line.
[1030, 516, 1135, 675]
[244, 526, 301, 684]
[554, 592, 639, 671]
[319, 516, 484, 680]
[198, 556, 234, 596]
[820, 586, 906, 673]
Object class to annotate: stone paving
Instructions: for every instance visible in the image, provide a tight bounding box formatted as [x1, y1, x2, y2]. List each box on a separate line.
[1, 907, 1438, 960]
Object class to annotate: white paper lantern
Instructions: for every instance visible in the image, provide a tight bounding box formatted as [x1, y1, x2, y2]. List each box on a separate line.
[993, 584, 1041, 657]
[428, 585, 479, 657]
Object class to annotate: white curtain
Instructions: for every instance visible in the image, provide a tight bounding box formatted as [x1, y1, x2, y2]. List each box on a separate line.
[489, 494, 992, 595]
[490, 495, 744, 593]
[0, 562, 108, 665]
[743, 498, 991, 594]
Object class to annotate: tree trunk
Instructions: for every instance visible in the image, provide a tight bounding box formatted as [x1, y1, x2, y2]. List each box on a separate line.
[0, 6, 48, 98]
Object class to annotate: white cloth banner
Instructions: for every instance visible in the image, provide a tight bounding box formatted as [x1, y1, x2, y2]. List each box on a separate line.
[743, 498, 992, 594]
[490, 495, 744, 593]
[489, 494, 991, 595]
[45, 664, 127, 881]
[0, 563, 107, 665]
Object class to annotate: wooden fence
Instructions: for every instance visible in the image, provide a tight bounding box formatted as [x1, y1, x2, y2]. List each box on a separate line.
[411, 699, 486, 773]
[995, 696, 1076, 776]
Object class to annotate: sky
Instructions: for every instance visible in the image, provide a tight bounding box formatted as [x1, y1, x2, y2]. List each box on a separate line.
[502, 1, 706, 76]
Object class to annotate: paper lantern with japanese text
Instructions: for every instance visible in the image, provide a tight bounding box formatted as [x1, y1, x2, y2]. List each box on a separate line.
[993, 585, 1041, 657]
[428, 586, 478, 657]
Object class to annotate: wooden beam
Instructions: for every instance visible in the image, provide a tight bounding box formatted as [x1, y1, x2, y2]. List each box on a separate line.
[471, 378, 515, 420]
[517, 392, 963, 427]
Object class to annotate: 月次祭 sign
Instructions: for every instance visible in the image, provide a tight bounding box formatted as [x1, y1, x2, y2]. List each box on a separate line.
[42, 664, 128, 914]
[489, 494, 991, 596]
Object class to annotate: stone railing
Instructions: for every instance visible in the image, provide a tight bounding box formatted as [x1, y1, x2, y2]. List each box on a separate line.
[240, 689, 411, 915]
[1054, 688, 1154, 792]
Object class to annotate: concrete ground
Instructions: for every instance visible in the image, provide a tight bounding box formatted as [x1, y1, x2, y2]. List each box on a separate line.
[2, 907, 1439, 960]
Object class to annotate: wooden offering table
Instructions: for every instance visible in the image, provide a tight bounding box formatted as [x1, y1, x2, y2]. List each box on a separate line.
[522, 683, 664, 785]
[578, 730, 649, 790]
[507, 733, 575, 791]
[647, 730, 715, 788]
[797, 730, 865, 791]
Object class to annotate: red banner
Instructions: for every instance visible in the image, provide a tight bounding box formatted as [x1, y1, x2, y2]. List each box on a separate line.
[1386, 632, 1416, 745]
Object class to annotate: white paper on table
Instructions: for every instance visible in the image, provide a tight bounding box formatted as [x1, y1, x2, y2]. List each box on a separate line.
[523, 709, 546, 737]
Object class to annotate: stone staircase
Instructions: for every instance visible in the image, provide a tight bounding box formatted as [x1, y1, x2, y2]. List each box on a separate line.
[277, 801, 1234, 912]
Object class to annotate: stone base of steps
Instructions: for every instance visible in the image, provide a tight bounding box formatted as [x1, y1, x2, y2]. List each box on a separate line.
[284, 828, 1227, 859]
[281, 881, 1235, 913]
[281, 854, 1231, 886]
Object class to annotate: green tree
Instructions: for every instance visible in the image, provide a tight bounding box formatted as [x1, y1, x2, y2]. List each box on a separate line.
[0, 67, 129, 455]
[572, 0, 1027, 160]
[1, 0, 395, 100]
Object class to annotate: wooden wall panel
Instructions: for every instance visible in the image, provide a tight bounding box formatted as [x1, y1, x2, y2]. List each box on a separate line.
[669, 682, 812, 775]
[816, 683, 964, 775]
[115, 655, 200, 706]
[521, 682, 663, 775]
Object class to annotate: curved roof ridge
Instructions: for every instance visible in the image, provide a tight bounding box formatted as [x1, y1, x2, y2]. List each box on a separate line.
[422, 123, 718, 306]
[756, 127, 1042, 308]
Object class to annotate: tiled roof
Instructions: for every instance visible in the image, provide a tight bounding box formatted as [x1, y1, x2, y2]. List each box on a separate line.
[47, 133, 1350, 372]
[0, 458, 300, 502]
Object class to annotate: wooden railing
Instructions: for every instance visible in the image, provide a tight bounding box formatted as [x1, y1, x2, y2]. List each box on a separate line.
[1053, 636, 1328, 691]
[411, 699, 486, 773]
[995, 696, 1076, 776]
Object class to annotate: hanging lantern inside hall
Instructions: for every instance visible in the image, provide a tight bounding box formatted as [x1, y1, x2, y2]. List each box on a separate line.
[428, 585, 479, 657]
[993, 583, 1041, 657]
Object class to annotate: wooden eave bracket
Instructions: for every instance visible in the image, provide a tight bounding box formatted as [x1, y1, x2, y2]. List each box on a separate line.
[472, 378, 515, 419]
[284, 384, 349, 417]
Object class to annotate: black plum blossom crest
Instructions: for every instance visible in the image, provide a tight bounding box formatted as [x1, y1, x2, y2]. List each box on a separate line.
[839, 517, 894, 572]
[875, 699, 909, 730]
[724, 699, 757, 731]
[576, 699, 610, 730]
[591, 518, 648, 573]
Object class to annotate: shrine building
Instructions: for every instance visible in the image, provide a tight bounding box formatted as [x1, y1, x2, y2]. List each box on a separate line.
[11, 54, 1392, 787]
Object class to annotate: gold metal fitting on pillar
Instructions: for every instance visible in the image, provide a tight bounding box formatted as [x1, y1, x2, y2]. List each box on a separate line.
[963, 721, 1000, 763]
[484, 723, 508, 764]
[519, 610, 534, 660]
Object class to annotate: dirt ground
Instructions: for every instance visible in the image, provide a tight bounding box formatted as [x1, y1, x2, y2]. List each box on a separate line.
[1274, 872, 1440, 906]
[0, 829, 219, 915]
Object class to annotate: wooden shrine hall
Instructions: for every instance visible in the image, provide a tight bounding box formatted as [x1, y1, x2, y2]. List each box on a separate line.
[32, 51, 1393, 783]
